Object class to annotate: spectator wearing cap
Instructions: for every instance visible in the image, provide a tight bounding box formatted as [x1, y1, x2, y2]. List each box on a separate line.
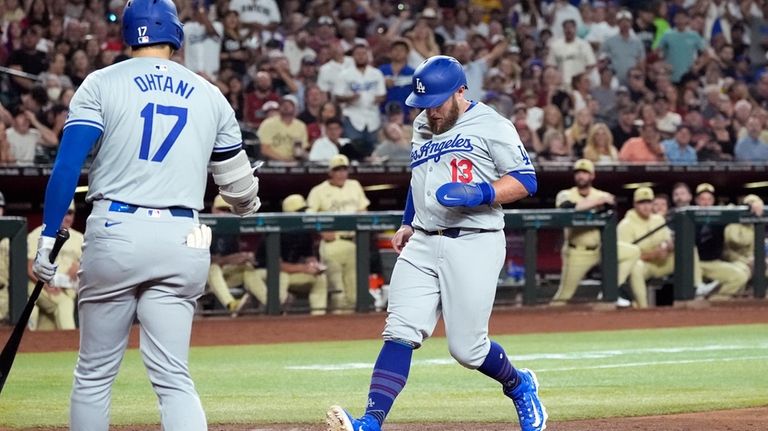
[658, 10, 708, 84]
[734, 116, 768, 162]
[654, 94, 682, 136]
[617, 187, 673, 309]
[547, 18, 597, 88]
[244, 71, 280, 129]
[379, 39, 415, 121]
[309, 15, 340, 53]
[332, 43, 387, 158]
[284, 30, 316, 76]
[601, 10, 644, 85]
[662, 124, 698, 164]
[5, 107, 58, 165]
[219, 10, 249, 76]
[583, 122, 618, 163]
[619, 122, 666, 163]
[308, 117, 351, 164]
[256, 95, 308, 162]
[306, 154, 370, 313]
[693, 183, 751, 300]
[317, 41, 354, 95]
[7, 26, 48, 94]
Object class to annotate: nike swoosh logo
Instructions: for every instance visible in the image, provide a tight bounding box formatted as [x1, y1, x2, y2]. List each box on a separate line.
[530, 395, 542, 428]
[105, 221, 122, 228]
[442, 195, 461, 201]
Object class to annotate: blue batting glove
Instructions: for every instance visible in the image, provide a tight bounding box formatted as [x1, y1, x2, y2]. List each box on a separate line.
[436, 182, 496, 207]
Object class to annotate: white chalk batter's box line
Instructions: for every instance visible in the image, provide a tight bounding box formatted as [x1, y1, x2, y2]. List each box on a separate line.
[284, 344, 768, 371]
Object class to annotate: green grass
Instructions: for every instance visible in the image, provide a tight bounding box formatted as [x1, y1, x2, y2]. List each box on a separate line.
[1, 324, 767, 428]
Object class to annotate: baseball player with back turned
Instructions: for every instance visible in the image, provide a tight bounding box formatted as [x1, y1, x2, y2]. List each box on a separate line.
[31, 1, 261, 430]
[326, 55, 546, 431]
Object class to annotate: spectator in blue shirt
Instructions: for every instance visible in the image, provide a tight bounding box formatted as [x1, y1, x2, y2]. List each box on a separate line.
[378, 38, 415, 122]
[658, 10, 706, 83]
[662, 124, 698, 164]
[735, 117, 768, 162]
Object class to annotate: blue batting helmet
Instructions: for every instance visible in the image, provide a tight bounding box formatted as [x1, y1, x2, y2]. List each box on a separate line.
[405, 55, 467, 109]
[122, 0, 183, 50]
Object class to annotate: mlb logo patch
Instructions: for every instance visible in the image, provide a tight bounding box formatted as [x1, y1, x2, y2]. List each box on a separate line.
[415, 78, 426, 94]
[155, 64, 168, 72]
[138, 36, 149, 44]
[147, 209, 162, 217]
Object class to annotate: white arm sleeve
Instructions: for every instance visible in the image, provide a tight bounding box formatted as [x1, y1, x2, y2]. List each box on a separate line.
[210, 150, 261, 216]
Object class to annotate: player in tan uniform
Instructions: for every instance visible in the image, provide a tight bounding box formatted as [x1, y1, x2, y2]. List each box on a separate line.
[551, 159, 642, 305]
[207, 194, 269, 316]
[307, 154, 370, 312]
[617, 187, 673, 308]
[27, 201, 84, 330]
[724, 194, 766, 281]
[694, 183, 751, 301]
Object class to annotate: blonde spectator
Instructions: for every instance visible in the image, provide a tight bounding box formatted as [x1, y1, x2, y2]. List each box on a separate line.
[583, 123, 618, 163]
[565, 107, 594, 158]
[536, 104, 565, 142]
[405, 17, 440, 69]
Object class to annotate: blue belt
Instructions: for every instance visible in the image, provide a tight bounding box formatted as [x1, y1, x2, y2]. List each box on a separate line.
[108, 201, 194, 218]
[415, 227, 498, 239]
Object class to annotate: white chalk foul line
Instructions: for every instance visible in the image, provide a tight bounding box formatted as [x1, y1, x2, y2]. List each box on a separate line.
[285, 344, 768, 371]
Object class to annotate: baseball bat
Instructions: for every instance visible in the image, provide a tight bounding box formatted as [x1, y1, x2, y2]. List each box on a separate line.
[632, 221, 671, 245]
[0, 228, 70, 394]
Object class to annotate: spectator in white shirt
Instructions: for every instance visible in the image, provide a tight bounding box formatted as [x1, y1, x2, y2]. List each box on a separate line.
[183, 4, 223, 79]
[339, 19, 368, 54]
[5, 108, 58, 165]
[317, 41, 353, 95]
[284, 30, 316, 76]
[332, 43, 386, 158]
[547, 18, 597, 87]
[309, 117, 350, 164]
[227, 0, 281, 33]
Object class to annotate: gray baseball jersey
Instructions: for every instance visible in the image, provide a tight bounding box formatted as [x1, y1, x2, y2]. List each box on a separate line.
[409, 101, 534, 231]
[66, 57, 242, 209]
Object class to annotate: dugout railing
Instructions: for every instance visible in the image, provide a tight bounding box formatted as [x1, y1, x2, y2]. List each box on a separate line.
[198, 209, 619, 315]
[673, 206, 768, 300]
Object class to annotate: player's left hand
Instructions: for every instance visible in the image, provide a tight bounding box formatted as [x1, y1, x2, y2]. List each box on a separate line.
[436, 182, 496, 208]
[32, 235, 58, 284]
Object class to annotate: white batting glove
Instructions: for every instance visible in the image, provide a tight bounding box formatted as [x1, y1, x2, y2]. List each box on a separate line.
[186, 224, 212, 249]
[33, 236, 58, 283]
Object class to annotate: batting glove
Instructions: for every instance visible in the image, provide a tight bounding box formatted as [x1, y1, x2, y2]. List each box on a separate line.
[186, 224, 212, 249]
[33, 235, 58, 283]
[436, 182, 496, 208]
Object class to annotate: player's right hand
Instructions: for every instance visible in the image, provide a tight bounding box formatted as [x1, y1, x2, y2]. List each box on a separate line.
[32, 235, 58, 284]
[392, 225, 414, 254]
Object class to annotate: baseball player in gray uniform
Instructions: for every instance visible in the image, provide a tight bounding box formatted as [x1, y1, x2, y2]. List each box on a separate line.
[326, 56, 546, 431]
[31, 1, 260, 430]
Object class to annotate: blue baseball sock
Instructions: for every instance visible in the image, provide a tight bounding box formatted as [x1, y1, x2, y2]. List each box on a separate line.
[477, 340, 519, 392]
[363, 340, 413, 426]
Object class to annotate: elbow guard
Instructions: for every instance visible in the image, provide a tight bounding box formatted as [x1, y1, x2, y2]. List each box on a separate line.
[210, 150, 261, 215]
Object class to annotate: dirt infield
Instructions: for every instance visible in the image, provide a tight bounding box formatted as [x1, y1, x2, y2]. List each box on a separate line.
[4, 300, 768, 430]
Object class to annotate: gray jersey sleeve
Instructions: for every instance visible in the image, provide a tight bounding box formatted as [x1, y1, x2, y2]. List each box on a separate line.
[487, 119, 535, 176]
[64, 73, 105, 132]
[213, 92, 243, 155]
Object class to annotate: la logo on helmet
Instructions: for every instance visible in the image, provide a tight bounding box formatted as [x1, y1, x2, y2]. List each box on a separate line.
[415, 78, 426, 94]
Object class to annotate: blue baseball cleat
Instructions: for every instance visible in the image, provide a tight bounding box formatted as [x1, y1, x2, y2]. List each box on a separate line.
[326, 405, 381, 431]
[505, 368, 548, 431]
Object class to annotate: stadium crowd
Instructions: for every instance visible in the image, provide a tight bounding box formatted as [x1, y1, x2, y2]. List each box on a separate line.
[2, 0, 768, 165]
